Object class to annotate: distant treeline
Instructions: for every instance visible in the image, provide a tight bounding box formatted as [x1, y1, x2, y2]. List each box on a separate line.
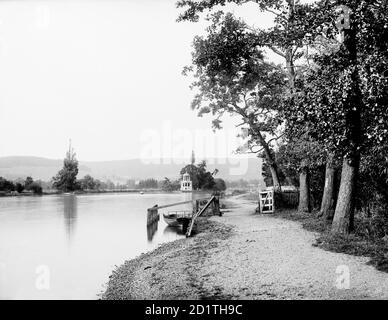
[0, 174, 257, 195]
[0, 176, 43, 194]
[48, 148, 232, 193]
[3, 149, 256, 194]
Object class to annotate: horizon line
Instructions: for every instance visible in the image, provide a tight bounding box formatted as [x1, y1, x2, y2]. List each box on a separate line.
[0, 154, 261, 162]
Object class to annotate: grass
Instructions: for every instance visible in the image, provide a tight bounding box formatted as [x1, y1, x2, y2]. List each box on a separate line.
[275, 209, 388, 273]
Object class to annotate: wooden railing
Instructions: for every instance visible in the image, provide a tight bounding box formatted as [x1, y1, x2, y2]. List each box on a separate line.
[146, 198, 210, 225]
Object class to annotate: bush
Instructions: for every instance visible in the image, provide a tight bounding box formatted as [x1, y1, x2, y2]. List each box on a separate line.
[0, 177, 15, 192]
[354, 205, 388, 241]
[355, 145, 388, 240]
[15, 183, 24, 193]
[213, 178, 226, 192]
[29, 182, 43, 195]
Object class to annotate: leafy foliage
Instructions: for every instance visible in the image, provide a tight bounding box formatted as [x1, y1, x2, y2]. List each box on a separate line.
[180, 160, 217, 190]
[28, 182, 43, 195]
[79, 175, 101, 191]
[185, 11, 287, 177]
[213, 178, 227, 191]
[161, 178, 181, 192]
[0, 176, 43, 194]
[137, 179, 158, 189]
[52, 148, 80, 192]
[0, 177, 15, 192]
[286, 0, 388, 156]
[178, 0, 388, 237]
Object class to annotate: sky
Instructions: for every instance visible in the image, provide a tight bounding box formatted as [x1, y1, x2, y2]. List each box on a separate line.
[0, 0, 290, 161]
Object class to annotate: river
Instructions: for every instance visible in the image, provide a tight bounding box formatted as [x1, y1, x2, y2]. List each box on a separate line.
[0, 192, 205, 299]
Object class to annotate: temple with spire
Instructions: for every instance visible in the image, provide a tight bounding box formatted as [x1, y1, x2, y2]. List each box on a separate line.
[180, 150, 194, 192]
[180, 171, 193, 192]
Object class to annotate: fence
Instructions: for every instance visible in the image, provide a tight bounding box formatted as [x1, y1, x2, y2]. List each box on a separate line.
[274, 191, 299, 209]
[259, 191, 274, 214]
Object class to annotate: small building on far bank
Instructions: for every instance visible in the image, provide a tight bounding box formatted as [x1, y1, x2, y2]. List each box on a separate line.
[180, 172, 192, 192]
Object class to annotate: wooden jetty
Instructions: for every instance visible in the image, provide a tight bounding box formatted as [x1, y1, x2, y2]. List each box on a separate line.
[146, 195, 220, 238]
[146, 200, 195, 225]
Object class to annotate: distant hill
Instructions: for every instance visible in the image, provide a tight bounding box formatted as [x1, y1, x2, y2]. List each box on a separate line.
[0, 156, 264, 183]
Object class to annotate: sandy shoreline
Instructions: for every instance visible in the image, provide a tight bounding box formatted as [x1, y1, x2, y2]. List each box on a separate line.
[102, 196, 388, 300]
[102, 217, 233, 300]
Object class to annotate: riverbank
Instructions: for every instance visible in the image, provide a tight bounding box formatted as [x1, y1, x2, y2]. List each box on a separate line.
[0, 189, 180, 198]
[103, 195, 388, 300]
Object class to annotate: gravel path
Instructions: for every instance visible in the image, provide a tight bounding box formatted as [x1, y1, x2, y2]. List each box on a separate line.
[103, 196, 388, 300]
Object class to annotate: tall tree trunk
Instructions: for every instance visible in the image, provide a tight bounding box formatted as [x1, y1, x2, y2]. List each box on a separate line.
[268, 163, 282, 192]
[298, 167, 311, 213]
[320, 154, 336, 220]
[331, 17, 362, 235]
[255, 129, 282, 192]
[332, 157, 359, 233]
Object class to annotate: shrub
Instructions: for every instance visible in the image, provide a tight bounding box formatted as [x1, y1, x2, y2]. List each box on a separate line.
[0, 177, 15, 192]
[29, 182, 43, 195]
[15, 183, 24, 193]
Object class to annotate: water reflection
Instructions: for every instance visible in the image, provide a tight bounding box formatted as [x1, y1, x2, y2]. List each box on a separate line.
[0, 193, 192, 299]
[163, 225, 185, 236]
[63, 195, 78, 242]
[146, 220, 158, 242]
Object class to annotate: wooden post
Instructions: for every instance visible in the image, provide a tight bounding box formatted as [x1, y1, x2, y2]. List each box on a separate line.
[182, 218, 190, 233]
[147, 220, 158, 242]
[213, 196, 220, 216]
[147, 205, 159, 225]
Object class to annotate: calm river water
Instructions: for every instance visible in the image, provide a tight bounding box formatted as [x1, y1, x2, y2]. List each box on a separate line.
[0, 192, 205, 299]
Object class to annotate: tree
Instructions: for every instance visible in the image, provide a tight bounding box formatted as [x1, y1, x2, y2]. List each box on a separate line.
[184, 12, 287, 191]
[332, 0, 388, 234]
[24, 176, 34, 190]
[291, 0, 388, 233]
[104, 180, 115, 190]
[15, 183, 24, 193]
[178, 0, 388, 233]
[275, 133, 325, 212]
[52, 145, 80, 192]
[214, 178, 227, 191]
[0, 177, 15, 192]
[138, 179, 158, 189]
[319, 153, 339, 220]
[180, 164, 200, 189]
[79, 175, 98, 191]
[161, 178, 181, 192]
[178, 1, 335, 195]
[180, 160, 217, 190]
[23, 176, 43, 194]
[126, 179, 136, 189]
[29, 182, 43, 195]
[197, 160, 216, 189]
